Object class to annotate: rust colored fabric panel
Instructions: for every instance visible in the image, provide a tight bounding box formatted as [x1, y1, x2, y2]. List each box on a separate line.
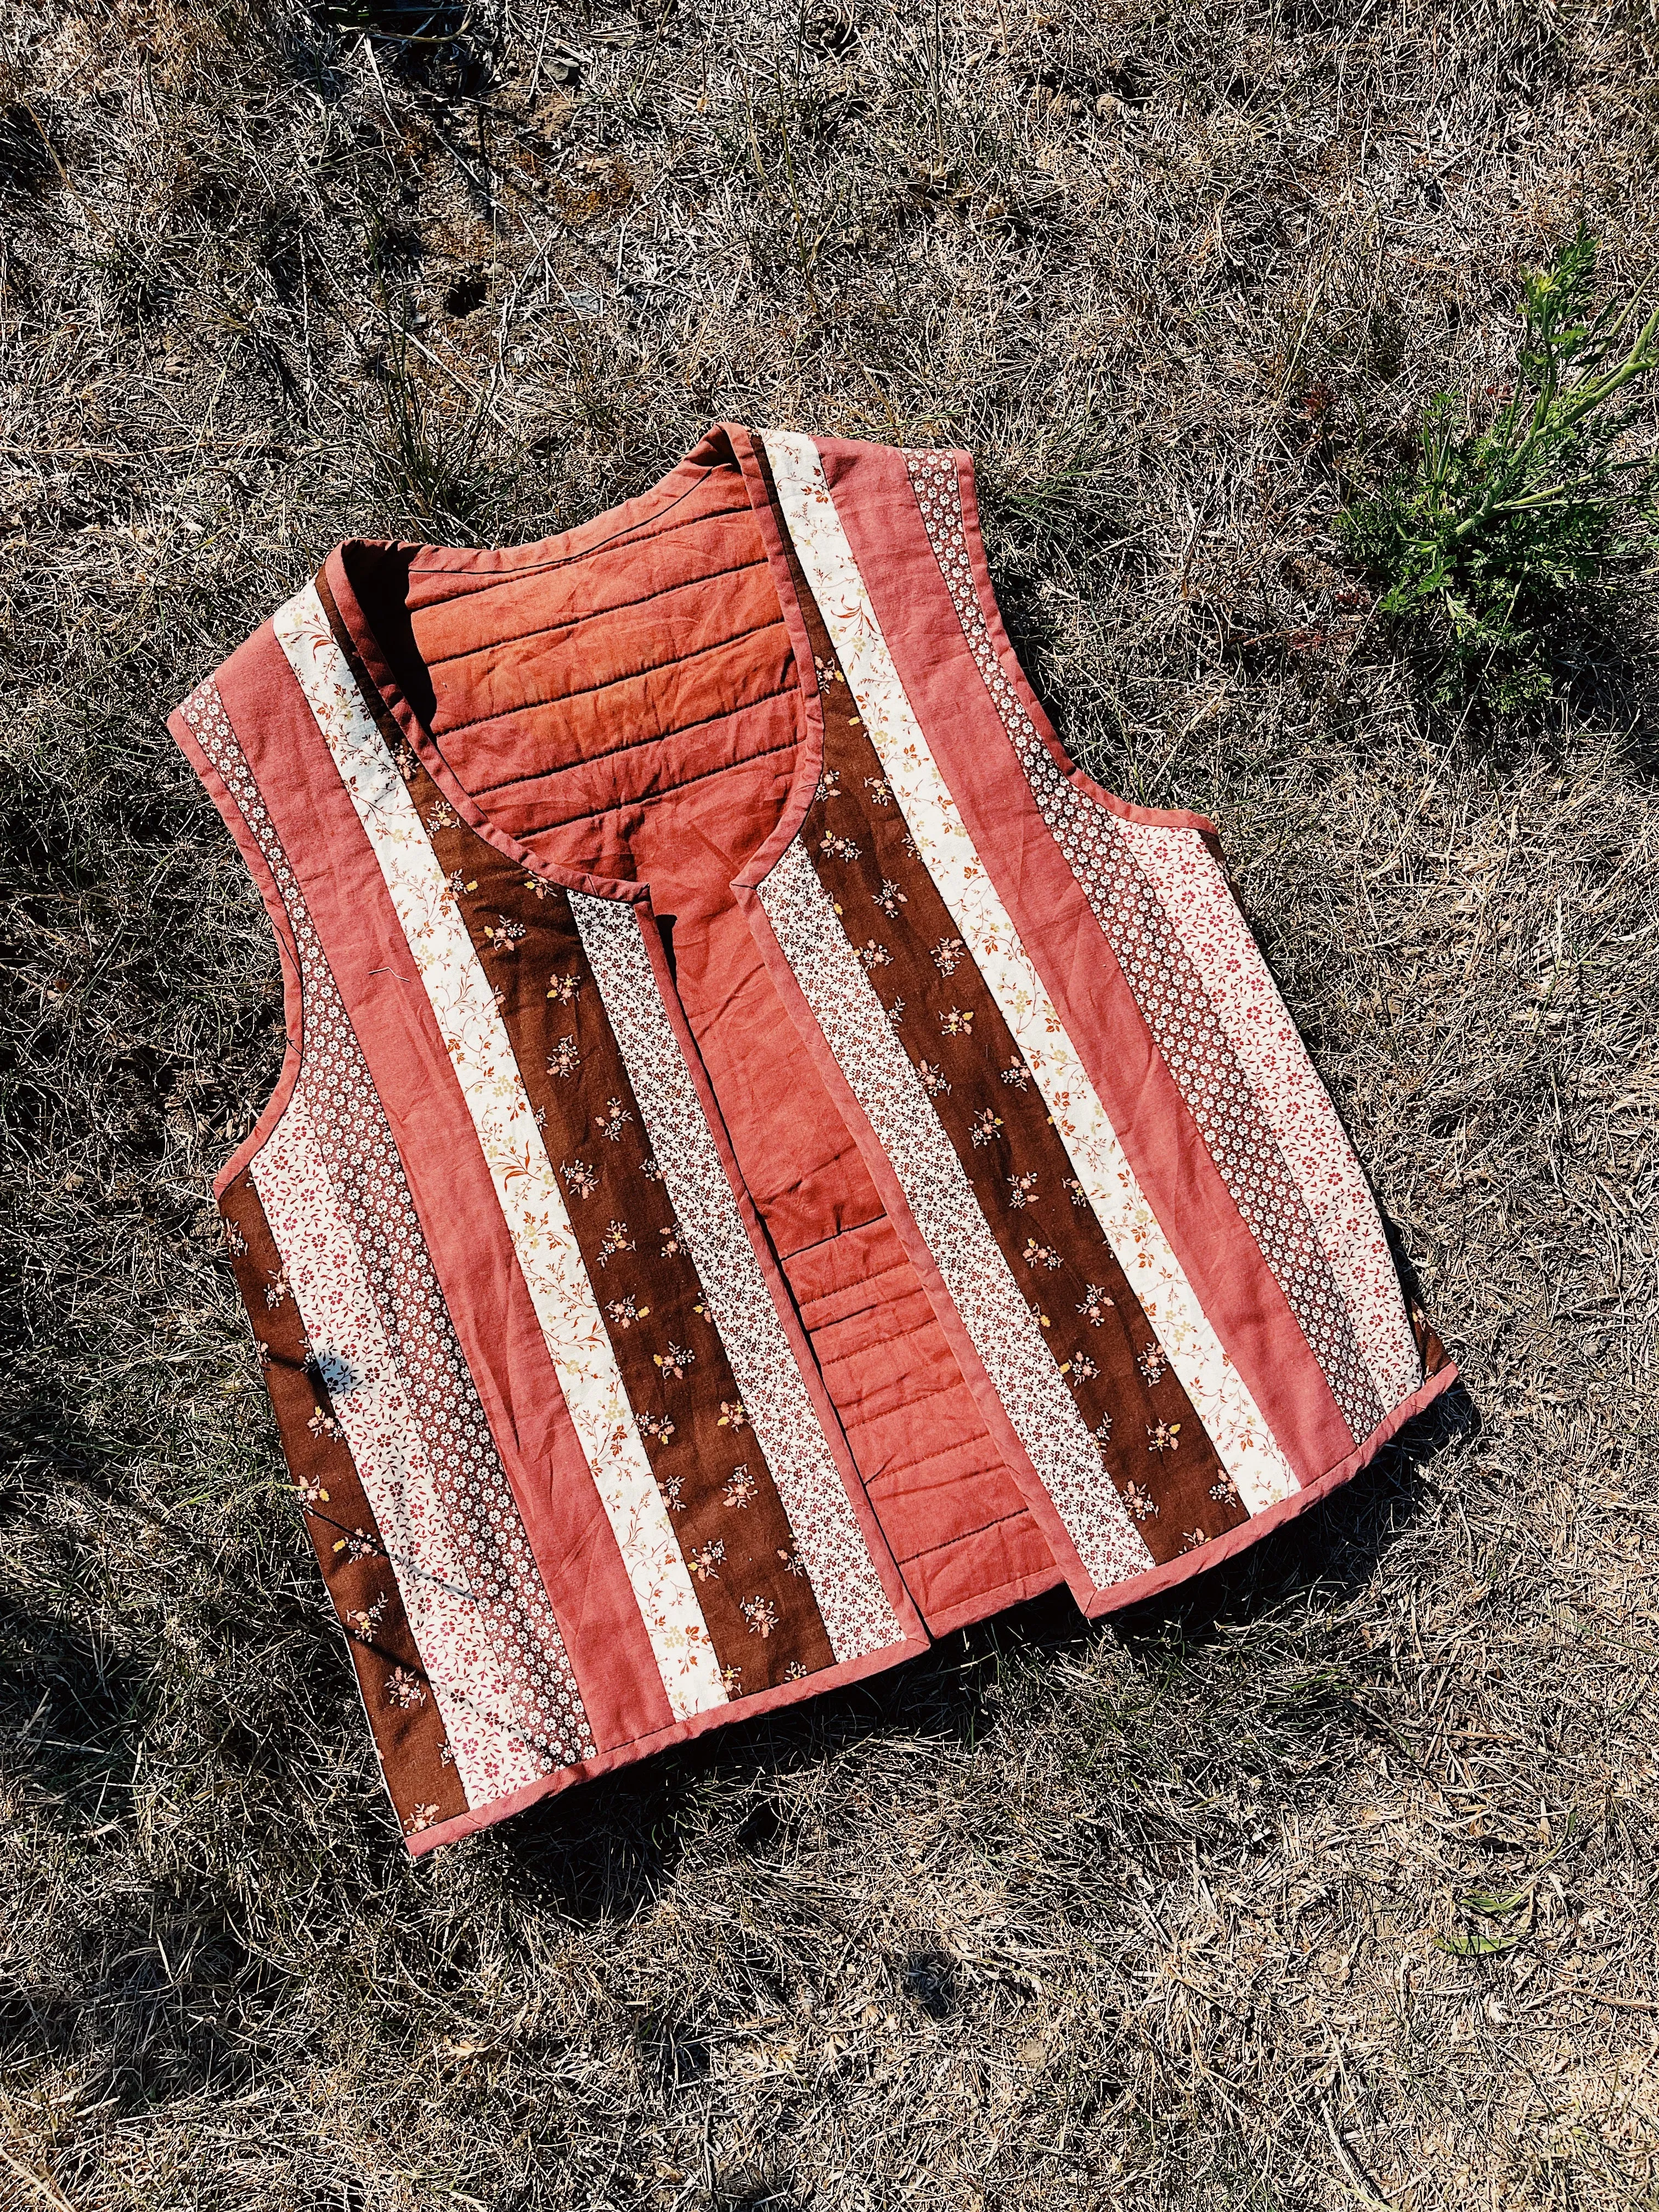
[816, 435, 1356, 1485]
[783, 1214, 1063, 1614]
[212, 616, 672, 1754]
[437, 560, 793, 771]
[219, 1170, 465, 1838]
[407, 467, 794, 815]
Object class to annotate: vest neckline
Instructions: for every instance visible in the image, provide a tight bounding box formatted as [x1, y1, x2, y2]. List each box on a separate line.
[320, 422, 827, 909]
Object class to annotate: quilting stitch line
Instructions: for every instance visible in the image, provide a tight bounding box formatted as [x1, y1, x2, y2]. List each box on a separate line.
[434, 615, 791, 741]
[181, 675, 591, 1804]
[423, 556, 773, 669]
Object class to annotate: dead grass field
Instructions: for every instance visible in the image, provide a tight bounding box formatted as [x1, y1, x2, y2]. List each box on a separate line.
[4, 1, 1659, 2206]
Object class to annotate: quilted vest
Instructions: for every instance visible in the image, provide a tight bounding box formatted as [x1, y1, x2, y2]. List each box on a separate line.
[170, 426, 1454, 1853]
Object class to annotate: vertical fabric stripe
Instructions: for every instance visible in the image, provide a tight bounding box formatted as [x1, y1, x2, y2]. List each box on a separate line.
[763, 430, 1297, 1516]
[273, 584, 730, 1724]
[253, 1099, 551, 1803]
[325, 616, 838, 1702]
[182, 676, 591, 1807]
[569, 892, 907, 1664]
[759, 838, 1155, 1592]
[903, 448, 1397, 1443]
[1112, 821, 1424, 1412]
[755, 478, 1247, 1562]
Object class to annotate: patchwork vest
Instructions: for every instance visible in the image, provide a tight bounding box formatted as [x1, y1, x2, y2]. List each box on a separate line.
[170, 426, 1454, 1853]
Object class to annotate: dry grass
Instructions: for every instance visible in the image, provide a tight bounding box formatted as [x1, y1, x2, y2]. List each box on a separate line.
[4, 1, 1659, 2205]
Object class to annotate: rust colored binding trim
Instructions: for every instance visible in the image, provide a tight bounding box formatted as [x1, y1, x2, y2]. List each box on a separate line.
[168, 684, 304, 1201]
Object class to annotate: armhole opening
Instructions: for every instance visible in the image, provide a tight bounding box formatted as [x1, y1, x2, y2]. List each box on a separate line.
[168, 699, 306, 1200]
[950, 450, 1222, 839]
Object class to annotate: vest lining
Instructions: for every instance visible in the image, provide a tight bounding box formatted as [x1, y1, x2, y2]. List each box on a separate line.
[432, 613, 789, 741]
[515, 733, 799, 839]
[421, 555, 773, 668]
[897, 1505, 1032, 1567]
[403, 492, 757, 595]
[470, 683, 798, 799]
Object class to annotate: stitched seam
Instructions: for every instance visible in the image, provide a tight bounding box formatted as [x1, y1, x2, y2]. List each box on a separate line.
[424, 555, 772, 669]
[517, 736, 799, 837]
[471, 683, 798, 798]
[406, 495, 757, 590]
[434, 615, 789, 739]
[864, 1435, 1013, 1480]
[789, 1244, 915, 1291]
[775, 1216, 888, 1263]
[898, 1505, 1033, 1566]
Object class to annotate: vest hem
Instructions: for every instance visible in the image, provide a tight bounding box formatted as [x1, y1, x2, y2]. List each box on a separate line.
[405, 1360, 1456, 1855]
[1075, 1358, 1460, 1620]
[403, 1621, 932, 1857]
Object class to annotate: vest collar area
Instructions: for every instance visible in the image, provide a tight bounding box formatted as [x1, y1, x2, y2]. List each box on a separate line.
[320, 423, 827, 911]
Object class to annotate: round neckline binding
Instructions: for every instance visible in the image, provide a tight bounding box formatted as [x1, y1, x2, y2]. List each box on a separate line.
[321, 422, 826, 910]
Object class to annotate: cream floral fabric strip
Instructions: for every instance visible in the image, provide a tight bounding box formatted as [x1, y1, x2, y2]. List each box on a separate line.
[253, 1097, 548, 1802]
[1116, 821, 1424, 1411]
[759, 839, 1155, 1590]
[570, 893, 905, 1664]
[763, 431, 1296, 1516]
[274, 585, 729, 1723]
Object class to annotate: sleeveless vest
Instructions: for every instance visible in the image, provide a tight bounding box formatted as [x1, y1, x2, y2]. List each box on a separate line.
[170, 426, 1454, 1853]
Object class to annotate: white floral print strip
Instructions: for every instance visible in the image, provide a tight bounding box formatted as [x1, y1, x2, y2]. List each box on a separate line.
[570, 894, 905, 1664]
[1116, 821, 1424, 1410]
[763, 431, 1296, 1516]
[760, 840, 1155, 1590]
[253, 1098, 548, 1802]
[274, 586, 728, 1723]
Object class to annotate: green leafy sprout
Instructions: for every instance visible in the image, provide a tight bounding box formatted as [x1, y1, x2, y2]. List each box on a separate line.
[1338, 226, 1659, 711]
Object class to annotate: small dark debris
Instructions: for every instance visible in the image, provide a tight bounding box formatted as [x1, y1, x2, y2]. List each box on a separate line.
[901, 1946, 957, 2019]
[0, 100, 61, 196]
[444, 269, 490, 316]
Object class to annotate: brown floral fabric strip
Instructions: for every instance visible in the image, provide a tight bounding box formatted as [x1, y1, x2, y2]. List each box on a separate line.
[759, 473, 1250, 1562]
[315, 578, 837, 1697]
[219, 1169, 466, 1838]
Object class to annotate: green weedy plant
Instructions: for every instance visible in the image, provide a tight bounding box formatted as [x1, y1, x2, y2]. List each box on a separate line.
[1338, 227, 1659, 710]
